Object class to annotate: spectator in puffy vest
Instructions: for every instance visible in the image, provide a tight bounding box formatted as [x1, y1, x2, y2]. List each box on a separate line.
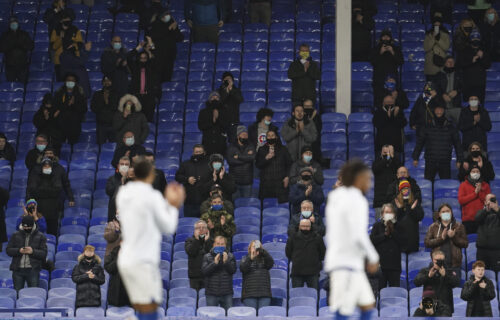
[91, 76, 119, 144]
[288, 200, 325, 237]
[289, 167, 325, 215]
[112, 94, 149, 145]
[0, 16, 34, 82]
[458, 142, 495, 182]
[287, 44, 321, 105]
[281, 104, 318, 162]
[372, 145, 400, 215]
[226, 125, 255, 199]
[185, 220, 213, 290]
[458, 95, 492, 152]
[72, 245, 105, 309]
[475, 194, 500, 271]
[184, 0, 224, 44]
[289, 145, 324, 186]
[461, 260, 496, 317]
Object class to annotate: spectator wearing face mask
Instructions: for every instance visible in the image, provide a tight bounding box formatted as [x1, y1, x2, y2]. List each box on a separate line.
[0, 133, 16, 167]
[468, 0, 493, 26]
[200, 185, 234, 216]
[461, 260, 496, 317]
[373, 95, 407, 153]
[50, 15, 83, 80]
[372, 145, 400, 216]
[459, 164, 491, 234]
[91, 76, 119, 144]
[480, 8, 500, 61]
[205, 153, 236, 201]
[72, 245, 105, 309]
[101, 36, 130, 98]
[198, 91, 229, 156]
[201, 194, 236, 248]
[248, 108, 279, 151]
[459, 142, 495, 182]
[374, 74, 409, 114]
[281, 104, 317, 162]
[385, 166, 423, 205]
[288, 200, 325, 237]
[302, 99, 325, 164]
[458, 95, 492, 151]
[409, 82, 439, 133]
[453, 18, 477, 52]
[16, 199, 47, 234]
[0, 16, 34, 83]
[106, 156, 131, 221]
[289, 167, 325, 215]
[217, 72, 244, 142]
[476, 194, 500, 271]
[140, 0, 166, 30]
[425, 204, 468, 269]
[434, 56, 463, 124]
[351, 4, 375, 62]
[413, 296, 451, 317]
[185, 220, 213, 290]
[424, 12, 450, 81]
[112, 94, 149, 145]
[370, 203, 402, 288]
[33, 94, 64, 152]
[111, 131, 146, 168]
[43, 0, 75, 37]
[226, 126, 255, 199]
[25, 134, 49, 172]
[60, 41, 92, 98]
[287, 44, 321, 105]
[289, 146, 324, 186]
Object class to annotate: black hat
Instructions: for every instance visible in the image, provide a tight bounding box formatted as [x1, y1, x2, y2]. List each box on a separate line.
[209, 154, 224, 163]
[380, 29, 392, 39]
[41, 157, 52, 166]
[22, 215, 35, 228]
[301, 146, 313, 154]
[432, 12, 443, 23]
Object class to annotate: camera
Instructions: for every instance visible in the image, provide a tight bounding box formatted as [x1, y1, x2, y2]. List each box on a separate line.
[27, 206, 35, 214]
[436, 259, 444, 268]
[223, 79, 230, 87]
[491, 197, 497, 203]
[422, 297, 434, 310]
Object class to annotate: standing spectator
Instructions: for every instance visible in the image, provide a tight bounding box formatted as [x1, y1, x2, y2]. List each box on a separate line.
[413, 296, 451, 317]
[302, 99, 324, 161]
[104, 245, 130, 307]
[289, 167, 325, 215]
[43, 0, 75, 37]
[385, 166, 423, 205]
[256, 129, 292, 203]
[6, 216, 47, 292]
[50, 15, 83, 80]
[288, 200, 325, 237]
[425, 204, 468, 268]
[372, 145, 400, 215]
[200, 185, 234, 216]
[240, 240, 274, 310]
[0, 133, 16, 166]
[480, 8, 500, 61]
[140, 0, 167, 30]
[248, 0, 271, 25]
[352, 3, 375, 62]
[53, 73, 87, 145]
[0, 187, 8, 251]
[459, 141, 496, 182]
[285, 219, 326, 289]
[413, 250, 461, 313]
[0, 16, 34, 82]
[370, 203, 402, 288]
[111, 131, 146, 168]
[184, 0, 224, 44]
[287, 44, 321, 105]
[217, 72, 244, 143]
[458, 95, 492, 151]
[60, 42, 92, 98]
[25, 134, 49, 171]
[72, 245, 105, 309]
[108, 0, 145, 15]
[205, 153, 236, 202]
[201, 194, 236, 247]
[226, 126, 255, 199]
[248, 108, 278, 151]
[412, 102, 463, 181]
[33, 94, 64, 152]
[281, 104, 318, 162]
[409, 82, 439, 132]
[393, 180, 424, 253]
[198, 92, 229, 156]
[16, 199, 47, 234]
[112, 94, 149, 145]
[202, 236, 237, 310]
[91, 76, 119, 144]
[458, 164, 491, 234]
[185, 220, 213, 290]
[373, 95, 407, 153]
[423, 12, 450, 81]
[434, 56, 463, 124]
[101, 36, 130, 98]
[476, 194, 500, 271]
[104, 214, 121, 256]
[144, 152, 167, 194]
[289, 146, 324, 186]
[468, 0, 492, 26]
[461, 260, 496, 317]
[105, 156, 130, 221]
[453, 18, 477, 53]
[430, 1, 452, 23]
[374, 74, 409, 115]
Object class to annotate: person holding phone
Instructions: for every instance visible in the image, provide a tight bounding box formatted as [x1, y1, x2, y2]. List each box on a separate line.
[413, 296, 451, 317]
[16, 199, 47, 234]
[475, 194, 500, 272]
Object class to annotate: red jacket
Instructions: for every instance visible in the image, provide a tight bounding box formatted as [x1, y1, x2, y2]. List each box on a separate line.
[458, 179, 490, 222]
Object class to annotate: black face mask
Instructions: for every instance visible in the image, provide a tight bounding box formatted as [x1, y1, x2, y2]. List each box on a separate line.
[304, 109, 314, 117]
[381, 39, 391, 46]
[435, 116, 446, 126]
[239, 138, 249, 145]
[464, 27, 473, 33]
[471, 150, 482, 158]
[301, 175, 312, 181]
[301, 229, 311, 235]
[191, 154, 204, 162]
[443, 67, 455, 73]
[267, 138, 277, 145]
[23, 228, 32, 234]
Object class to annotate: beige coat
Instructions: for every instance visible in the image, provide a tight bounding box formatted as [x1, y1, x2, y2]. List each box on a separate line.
[423, 30, 450, 76]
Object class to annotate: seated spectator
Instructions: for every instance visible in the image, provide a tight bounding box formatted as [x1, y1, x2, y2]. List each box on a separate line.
[385, 166, 422, 205]
[111, 131, 146, 168]
[205, 153, 236, 202]
[458, 164, 491, 234]
[453, 18, 476, 53]
[6, 216, 47, 292]
[413, 296, 451, 317]
[412, 101, 463, 181]
[423, 12, 450, 81]
[373, 95, 407, 153]
[43, 0, 75, 37]
[248, 108, 279, 151]
[352, 3, 374, 62]
[33, 94, 64, 152]
[372, 145, 400, 215]
[72, 245, 105, 309]
[424, 204, 468, 269]
[289, 146, 324, 186]
[240, 240, 274, 310]
[409, 82, 439, 132]
[434, 56, 463, 125]
[459, 141, 495, 182]
[458, 95, 492, 151]
[476, 194, 500, 271]
[101, 36, 130, 98]
[289, 167, 325, 214]
[393, 179, 424, 254]
[201, 194, 236, 247]
[112, 94, 149, 145]
[200, 185, 234, 216]
[104, 244, 130, 307]
[144, 152, 167, 193]
[16, 199, 47, 234]
[226, 126, 255, 199]
[184, 0, 224, 44]
[60, 41, 92, 98]
[0, 132, 15, 166]
[256, 129, 292, 203]
[201, 236, 236, 310]
[106, 156, 130, 221]
[91, 76, 119, 144]
[248, 0, 271, 25]
[370, 204, 402, 288]
[374, 74, 409, 114]
[198, 92, 229, 156]
[0, 16, 34, 83]
[481, 8, 500, 61]
[288, 200, 325, 237]
[287, 43, 321, 105]
[413, 249, 460, 313]
[285, 219, 326, 289]
[175, 144, 212, 217]
[50, 14, 83, 80]
[461, 260, 496, 317]
[217, 72, 244, 142]
[185, 220, 213, 290]
[281, 104, 318, 162]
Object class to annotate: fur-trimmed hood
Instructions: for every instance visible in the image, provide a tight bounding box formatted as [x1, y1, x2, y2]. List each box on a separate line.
[77, 253, 102, 264]
[118, 94, 142, 113]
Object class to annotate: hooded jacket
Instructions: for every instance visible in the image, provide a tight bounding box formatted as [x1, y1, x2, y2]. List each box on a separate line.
[458, 177, 490, 222]
[201, 249, 237, 296]
[461, 274, 496, 317]
[185, 235, 214, 279]
[424, 216, 468, 268]
[6, 224, 47, 271]
[72, 253, 105, 308]
[458, 106, 492, 151]
[475, 207, 500, 250]
[240, 250, 274, 299]
[112, 94, 149, 144]
[281, 117, 318, 162]
[285, 230, 326, 276]
[104, 246, 130, 307]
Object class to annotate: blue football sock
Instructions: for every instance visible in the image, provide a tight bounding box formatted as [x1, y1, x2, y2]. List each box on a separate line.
[137, 310, 158, 320]
[335, 311, 349, 320]
[360, 309, 375, 320]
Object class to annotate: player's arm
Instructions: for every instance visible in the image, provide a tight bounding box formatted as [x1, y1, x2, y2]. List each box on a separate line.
[352, 199, 379, 264]
[154, 183, 185, 235]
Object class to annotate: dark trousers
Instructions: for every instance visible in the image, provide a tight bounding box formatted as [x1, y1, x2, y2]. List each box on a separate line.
[291, 275, 319, 289]
[463, 221, 478, 234]
[5, 64, 28, 83]
[477, 248, 500, 272]
[192, 25, 219, 44]
[424, 160, 451, 181]
[249, 2, 271, 25]
[189, 278, 205, 291]
[183, 204, 201, 218]
[379, 269, 400, 288]
[46, 218, 59, 236]
[13, 268, 40, 292]
[96, 123, 115, 144]
[137, 93, 156, 123]
[259, 180, 289, 203]
[206, 294, 232, 311]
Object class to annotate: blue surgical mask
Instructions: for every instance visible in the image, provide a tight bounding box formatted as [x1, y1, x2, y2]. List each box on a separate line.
[213, 246, 225, 255]
[10, 22, 18, 31]
[36, 144, 46, 152]
[264, 120, 271, 126]
[440, 212, 451, 221]
[301, 211, 312, 218]
[213, 162, 222, 171]
[303, 155, 312, 163]
[487, 13, 495, 22]
[66, 81, 75, 89]
[125, 137, 135, 146]
[211, 204, 223, 211]
[113, 42, 122, 50]
[385, 81, 396, 91]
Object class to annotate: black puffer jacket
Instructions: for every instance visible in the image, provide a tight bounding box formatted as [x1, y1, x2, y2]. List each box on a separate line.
[6, 227, 47, 271]
[458, 106, 492, 151]
[240, 250, 274, 299]
[373, 106, 407, 153]
[175, 157, 212, 205]
[26, 169, 64, 220]
[198, 102, 229, 156]
[372, 156, 400, 208]
[370, 220, 402, 271]
[185, 236, 214, 279]
[461, 275, 496, 317]
[201, 249, 237, 296]
[104, 246, 130, 307]
[285, 230, 326, 276]
[226, 142, 256, 186]
[90, 88, 119, 126]
[476, 208, 500, 250]
[395, 202, 424, 253]
[72, 254, 105, 309]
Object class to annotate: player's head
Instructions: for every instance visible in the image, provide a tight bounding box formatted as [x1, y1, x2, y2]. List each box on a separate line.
[132, 156, 155, 185]
[338, 160, 372, 194]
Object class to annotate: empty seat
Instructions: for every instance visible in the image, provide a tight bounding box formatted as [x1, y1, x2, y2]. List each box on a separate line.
[197, 306, 226, 317]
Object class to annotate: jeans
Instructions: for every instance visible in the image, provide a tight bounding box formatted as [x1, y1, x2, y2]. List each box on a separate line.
[13, 268, 40, 292]
[291, 275, 319, 289]
[96, 123, 115, 144]
[234, 184, 253, 199]
[206, 294, 233, 311]
[243, 297, 271, 310]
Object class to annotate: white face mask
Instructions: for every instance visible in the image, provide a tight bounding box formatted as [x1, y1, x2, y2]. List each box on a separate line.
[469, 99, 479, 107]
[440, 211, 452, 221]
[43, 168, 52, 175]
[470, 172, 481, 180]
[383, 213, 395, 222]
[125, 137, 135, 146]
[119, 165, 129, 175]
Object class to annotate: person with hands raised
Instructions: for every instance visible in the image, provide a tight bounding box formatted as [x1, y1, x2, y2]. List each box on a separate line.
[289, 167, 325, 214]
[16, 199, 47, 234]
[185, 220, 213, 290]
[461, 260, 496, 317]
[101, 36, 130, 98]
[459, 164, 491, 234]
[201, 194, 235, 247]
[288, 200, 325, 237]
[373, 95, 407, 153]
[372, 145, 400, 217]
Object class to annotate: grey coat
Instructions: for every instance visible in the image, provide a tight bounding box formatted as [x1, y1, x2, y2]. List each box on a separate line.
[281, 118, 317, 162]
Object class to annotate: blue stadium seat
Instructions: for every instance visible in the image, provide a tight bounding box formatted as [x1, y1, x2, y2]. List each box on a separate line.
[288, 306, 316, 317]
[167, 306, 196, 316]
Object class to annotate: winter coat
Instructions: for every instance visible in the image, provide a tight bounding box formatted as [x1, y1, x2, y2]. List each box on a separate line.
[53, 85, 87, 144]
[412, 301, 451, 317]
[256, 143, 292, 199]
[289, 159, 324, 185]
[104, 246, 130, 307]
[26, 169, 64, 220]
[424, 218, 468, 268]
[50, 26, 83, 65]
[0, 28, 33, 67]
[412, 118, 463, 163]
[127, 49, 160, 98]
[370, 220, 402, 271]
[201, 209, 236, 245]
[60, 50, 91, 98]
[217, 86, 244, 126]
[371, 42, 404, 86]
[409, 95, 436, 130]
[281, 118, 318, 162]
[111, 144, 147, 168]
[461, 275, 496, 317]
[240, 250, 274, 299]
[385, 176, 422, 205]
[434, 70, 463, 110]
[458, 178, 490, 222]
[373, 106, 407, 153]
[146, 18, 183, 60]
[458, 154, 495, 182]
[152, 168, 167, 194]
[458, 106, 492, 151]
[200, 198, 234, 216]
[423, 28, 450, 76]
[374, 89, 410, 114]
[33, 106, 65, 147]
[456, 45, 492, 90]
[202, 172, 237, 203]
[481, 21, 500, 61]
[100, 47, 130, 98]
[285, 230, 326, 276]
[112, 95, 149, 144]
[0, 139, 15, 166]
[248, 122, 279, 149]
[201, 249, 237, 296]
[289, 182, 325, 214]
[29, 161, 74, 205]
[287, 58, 321, 103]
[184, 0, 224, 26]
[198, 102, 229, 156]
[72, 254, 105, 309]
[185, 236, 214, 279]
[476, 208, 500, 250]
[352, 14, 374, 61]
[288, 212, 325, 237]
[175, 157, 212, 205]
[372, 156, 400, 208]
[0, 187, 8, 243]
[6, 227, 47, 271]
[226, 142, 255, 186]
[91, 88, 119, 126]
[104, 220, 121, 257]
[25, 148, 44, 172]
[394, 202, 424, 253]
